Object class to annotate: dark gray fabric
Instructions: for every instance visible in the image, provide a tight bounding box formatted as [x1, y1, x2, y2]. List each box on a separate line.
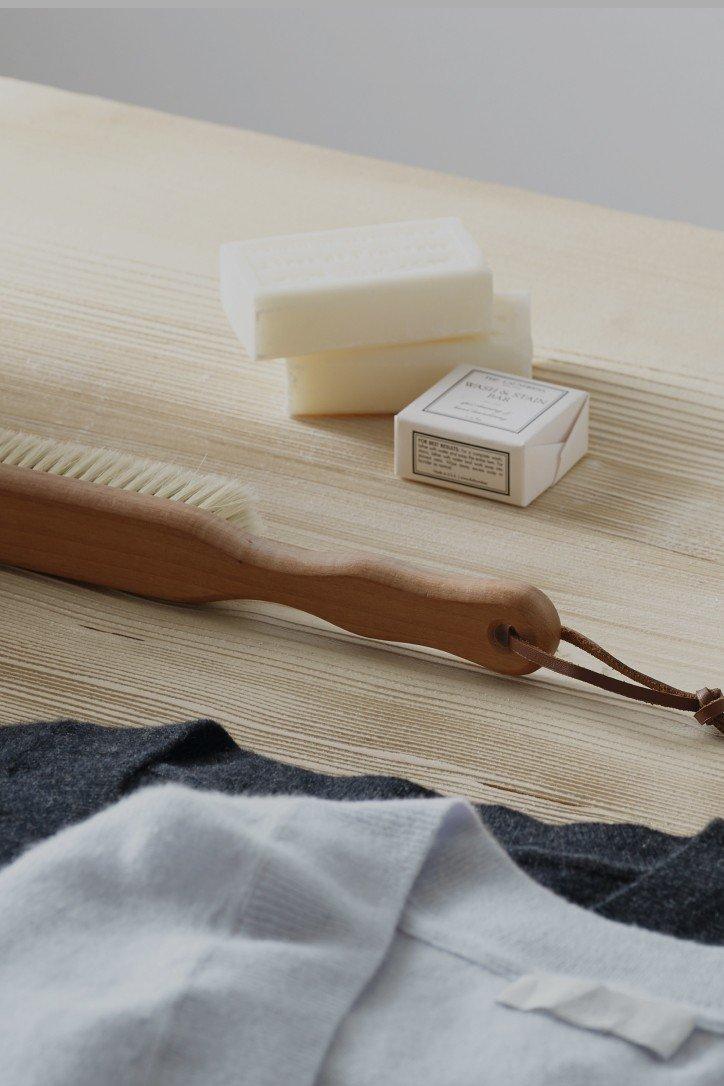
[0, 718, 721, 944]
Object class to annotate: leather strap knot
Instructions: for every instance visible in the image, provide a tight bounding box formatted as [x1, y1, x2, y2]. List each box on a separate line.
[694, 688, 724, 733]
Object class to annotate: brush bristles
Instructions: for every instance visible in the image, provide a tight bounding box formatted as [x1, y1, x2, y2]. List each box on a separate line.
[0, 428, 261, 533]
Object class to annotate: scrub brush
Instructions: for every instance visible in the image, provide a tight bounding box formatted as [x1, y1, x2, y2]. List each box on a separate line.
[0, 427, 721, 730]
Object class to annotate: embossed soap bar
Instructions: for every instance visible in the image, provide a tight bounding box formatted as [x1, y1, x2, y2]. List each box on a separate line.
[220, 218, 493, 360]
[284, 293, 532, 416]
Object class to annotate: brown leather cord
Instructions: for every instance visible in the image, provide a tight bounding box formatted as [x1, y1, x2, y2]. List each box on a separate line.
[501, 626, 724, 733]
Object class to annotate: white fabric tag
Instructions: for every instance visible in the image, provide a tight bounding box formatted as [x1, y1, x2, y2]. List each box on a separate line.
[498, 973, 698, 1059]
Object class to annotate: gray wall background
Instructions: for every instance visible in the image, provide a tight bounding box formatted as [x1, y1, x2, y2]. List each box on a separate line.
[1, 8, 722, 230]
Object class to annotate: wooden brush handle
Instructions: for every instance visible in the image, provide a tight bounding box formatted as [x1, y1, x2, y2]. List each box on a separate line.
[0, 464, 560, 675]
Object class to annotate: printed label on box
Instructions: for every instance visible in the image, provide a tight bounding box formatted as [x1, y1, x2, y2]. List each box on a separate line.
[412, 431, 509, 494]
[423, 368, 568, 433]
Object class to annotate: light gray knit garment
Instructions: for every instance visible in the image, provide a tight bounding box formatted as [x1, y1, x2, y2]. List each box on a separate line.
[0, 785, 722, 1085]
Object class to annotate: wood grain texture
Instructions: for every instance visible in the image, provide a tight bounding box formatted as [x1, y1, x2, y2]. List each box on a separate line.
[0, 78, 722, 833]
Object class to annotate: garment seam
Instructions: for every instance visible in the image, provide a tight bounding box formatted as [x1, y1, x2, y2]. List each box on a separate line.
[398, 920, 516, 981]
[398, 919, 724, 1017]
[231, 798, 304, 933]
[141, 797, 301, 1086]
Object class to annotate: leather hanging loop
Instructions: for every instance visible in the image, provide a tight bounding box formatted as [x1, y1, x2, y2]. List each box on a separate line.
[505, 627, 723, 733]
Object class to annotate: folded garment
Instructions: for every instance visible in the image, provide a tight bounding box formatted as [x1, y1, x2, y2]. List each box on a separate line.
[0, 719, 721, 944]
[0, 786, 722, 1085]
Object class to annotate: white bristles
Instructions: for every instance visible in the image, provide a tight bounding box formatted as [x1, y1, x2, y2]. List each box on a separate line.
[0, 428, 261, 533]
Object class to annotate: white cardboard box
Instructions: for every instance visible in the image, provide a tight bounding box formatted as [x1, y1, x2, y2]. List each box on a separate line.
[394, 366, 589, 506]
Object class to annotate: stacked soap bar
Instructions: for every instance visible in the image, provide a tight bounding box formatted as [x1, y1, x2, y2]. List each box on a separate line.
[220, 218, 532, 416]
[285, 292, 531, 416]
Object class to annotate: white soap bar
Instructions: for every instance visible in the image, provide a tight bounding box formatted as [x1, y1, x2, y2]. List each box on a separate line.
[220, 218, 493, 360]
[284, 293, 532, 416]
[395, 365, 588, 507]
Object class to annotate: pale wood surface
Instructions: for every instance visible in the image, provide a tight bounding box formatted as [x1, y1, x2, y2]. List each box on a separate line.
[0, 78, 721, 833]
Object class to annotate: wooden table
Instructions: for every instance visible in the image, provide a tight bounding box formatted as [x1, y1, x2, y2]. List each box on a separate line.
[1, 78, 721, 833]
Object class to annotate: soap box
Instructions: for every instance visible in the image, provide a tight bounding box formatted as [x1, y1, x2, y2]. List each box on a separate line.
[394, 366, 588, 506]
